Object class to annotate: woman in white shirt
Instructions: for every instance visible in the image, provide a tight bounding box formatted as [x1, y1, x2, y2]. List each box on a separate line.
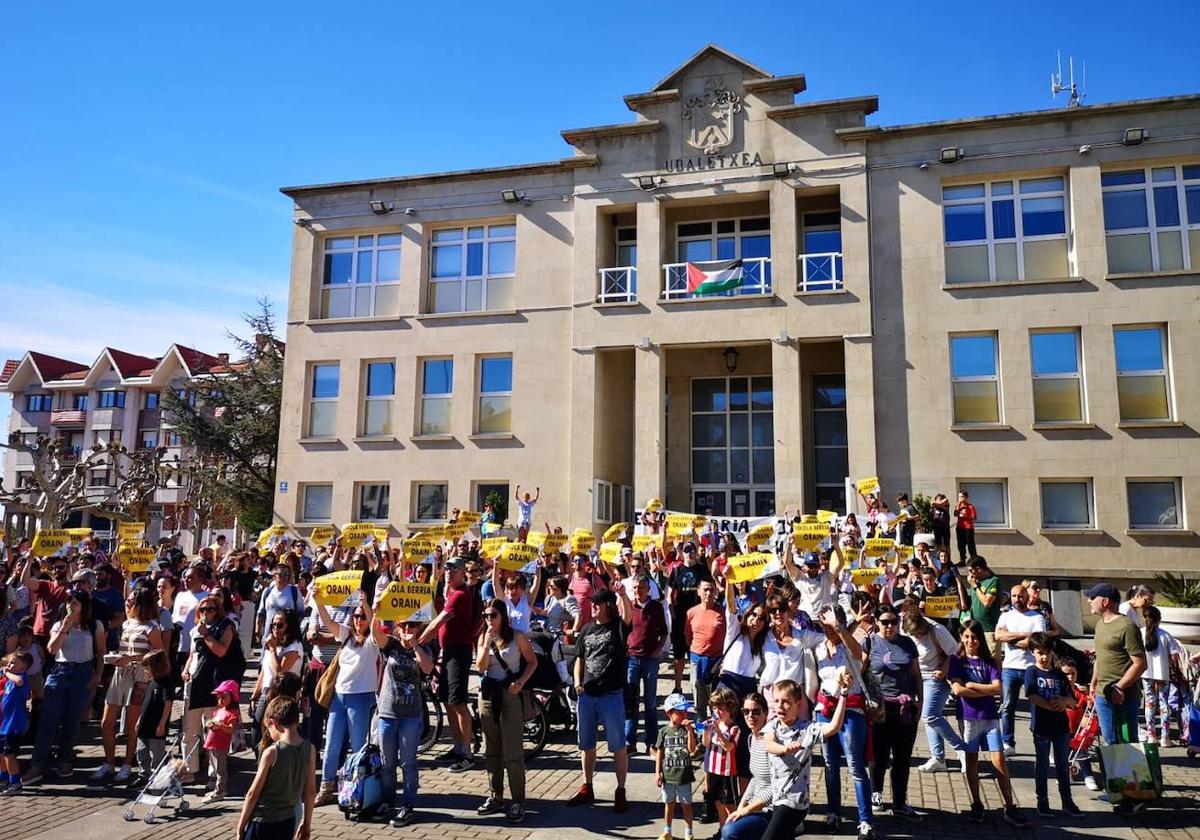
[313, 595, 379, 805]
[759, 594, 825, 699]
[903, 609, 965, 772]
[715, 577, 769, 701]
[1141, 605, 1179, 747]
[1119, 584, 1155, 629]
[249, 608, 305, 747]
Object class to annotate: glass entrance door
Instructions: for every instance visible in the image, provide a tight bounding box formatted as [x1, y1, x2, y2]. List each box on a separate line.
[691, 375, 775, 516]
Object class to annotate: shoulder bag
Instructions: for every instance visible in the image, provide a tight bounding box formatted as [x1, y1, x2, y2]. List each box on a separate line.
[490, 639, 538, 721]
[846, 636, 886, 723]
[314, 645, 342, 709]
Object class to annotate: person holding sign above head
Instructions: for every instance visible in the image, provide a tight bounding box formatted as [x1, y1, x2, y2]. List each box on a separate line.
[781, 538, 846, 626]
[715, 576, 769, 702]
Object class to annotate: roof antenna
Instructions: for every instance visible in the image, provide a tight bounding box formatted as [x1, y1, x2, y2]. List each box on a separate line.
[1051, 50, 1085, 108]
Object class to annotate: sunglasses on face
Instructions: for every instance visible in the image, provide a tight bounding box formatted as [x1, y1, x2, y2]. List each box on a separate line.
[879, 618, 898, 626]
[768, 607, 787, 615]
[351, 614, 368, 621]
[199, 606, 216, 613]
[482, 612, 498, 618]
[743, 706, 765, 715]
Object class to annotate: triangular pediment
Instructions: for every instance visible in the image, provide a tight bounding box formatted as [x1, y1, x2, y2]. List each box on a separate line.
[652, 44, 772, 92]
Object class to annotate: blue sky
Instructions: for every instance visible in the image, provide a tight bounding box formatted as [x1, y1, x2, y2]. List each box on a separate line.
[1, 0, 1197, 438]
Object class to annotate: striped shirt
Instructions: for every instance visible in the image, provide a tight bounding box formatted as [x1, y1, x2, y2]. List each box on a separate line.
[705, 720, 740, 777]
[741, 733, 773, 808]
[120, 619, 157, 658]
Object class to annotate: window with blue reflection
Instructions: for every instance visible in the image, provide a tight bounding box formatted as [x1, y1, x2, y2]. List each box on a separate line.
[480, 357, 512, 393]
[1188, 186, 1200, 224]
[1103, 190, 1149, 231]
[433, 244, 462, 278]
[423, 359, 453, 396]
[311, 365, 339, 398]
[1115, 328, 1164, 372]
[992, 200, 1016, 239]
[1031, 331, 1078, 374]
[1022, 196, 1066, 236]
[951, 335, 997, 378]
[488, 240, 515, 274]
[944, 203, 986, 242]
[740, 234, 770, 259]
[804, 228, 841, 253]
[324, 252, 352, 285]
[366, 362, 394, 397]
[1101, 171, 1145, 187]
[1154, 187, 1180, 227]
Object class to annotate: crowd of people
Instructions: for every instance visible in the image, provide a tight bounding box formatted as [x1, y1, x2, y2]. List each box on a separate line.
[0, 487, 1196, 840]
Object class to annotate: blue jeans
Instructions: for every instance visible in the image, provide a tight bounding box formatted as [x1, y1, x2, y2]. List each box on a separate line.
[689, 652, 719, 719]
[922, 677, 965, 761]
[624, 655, 659, 750]
[377, 715, 422, 807]
[1094, 687, 1141, 745]
[578, 690, 625, 753]
[721, 812, 770, 840]
[1033, 731, 1074, 808]
[1000, 667, 1026, 749]
[322, 691, 375, 782]
[32, 661, 94, 769]
[818, 708, 872, 825]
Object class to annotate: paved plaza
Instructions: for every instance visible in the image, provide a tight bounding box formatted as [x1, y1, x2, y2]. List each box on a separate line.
[5, 666, 1199, 840]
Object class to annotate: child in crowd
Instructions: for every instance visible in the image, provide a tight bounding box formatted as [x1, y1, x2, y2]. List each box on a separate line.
[203, 679, 242, 802]
[1023, 633, 1083, 817]
[762, 676, 853, 840]
[14, 625, 42, 729]
[239, 696, 315, 840]
[0, 652, 33, 795]
[703, 688, 742, 826]
[655, 693, 697, 840]
[947, 620, 1029, 827]
[135, 650, 175, 783]
[1058, 657, 1099, 791]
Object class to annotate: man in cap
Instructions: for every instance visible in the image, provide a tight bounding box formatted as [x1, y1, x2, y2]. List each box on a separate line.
[1086, 582, 1146, 753]
[668, 542, 712, 695]
[418, 559, 476, 772]
[783, 539, 845, 621]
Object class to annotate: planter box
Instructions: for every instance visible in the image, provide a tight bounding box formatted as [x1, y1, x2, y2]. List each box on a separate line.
[1159, 605, 1200, 643]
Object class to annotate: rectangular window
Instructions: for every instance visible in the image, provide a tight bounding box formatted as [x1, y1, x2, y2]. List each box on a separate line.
[144, 391, 160, 410]
[428, 224, 516, 313]
[1127, 479, 1182, 530]
[619, 484, 634, 523]
[302, 484, 333, 522]
[475, 482, 509, 516]
[667, 217, 772, 298]
[812, 373, 847, 513]
[799, 210, 844, 291]
[97, 390, 126, 409]
[140, 429, 158, 449]
[414, 483, 448, 522]
[164, 430, 183, 447]
[477, 355, 512, 434]
[950, 333, 1000, 424]
[88, 467, 111, 487]
[957, 480, 1008, 527]
[307, 363, 339, 437]
[1030, 329, 1084, 423]
[357, 483, 390, 521]
[362, 361, 395, 437]
[419, 358, 453, 435]
[943, 177, 1070, 283]
[320, 233, 402, 319]
[594, 479, 613, 523]
[1041, 480, 1094, 528]
[72, 393, 89, 410]
[1102, 164, 1200, 274]
[1114, 326, 1171, 421]
[175, 387, 196, 407]
[25, 394, 51, 412]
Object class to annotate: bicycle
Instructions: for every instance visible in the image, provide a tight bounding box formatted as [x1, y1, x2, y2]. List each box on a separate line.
[418, 676, 553, 760]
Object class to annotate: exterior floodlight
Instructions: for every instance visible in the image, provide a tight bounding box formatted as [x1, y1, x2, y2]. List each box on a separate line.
[939, 147, 963, 164]
[369, 200, 394, 215]
[501, 189, 524, 204]
[1122, 127, 1147, 146]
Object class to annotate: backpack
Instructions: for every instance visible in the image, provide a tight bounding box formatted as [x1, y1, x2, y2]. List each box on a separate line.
[337, 741, 386, 821]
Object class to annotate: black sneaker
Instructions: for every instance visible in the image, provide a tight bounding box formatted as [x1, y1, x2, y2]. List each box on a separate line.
[895, 804, 923, 823]
[857, 821, 874, 840]
[967, 802, 984, 824]
[448, 756, 474, 774]
[438, 748, 461, 761]
[477, 795, 505, 816]
[506, 802, 525, 824]
[1004, 807, 1031, 828]
[1036, 802, 1055, 819]
[391, 805, 414, 827]
[1063, 802, 1083, 818]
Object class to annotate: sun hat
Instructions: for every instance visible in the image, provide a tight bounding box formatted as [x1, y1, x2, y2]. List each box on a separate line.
[214, 679, 240, 701]
[664, 692, 694, 713]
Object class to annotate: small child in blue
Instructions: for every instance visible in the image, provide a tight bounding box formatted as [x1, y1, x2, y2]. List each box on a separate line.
[0, 652, 33, 795]
[1023, 633, 1082, 818]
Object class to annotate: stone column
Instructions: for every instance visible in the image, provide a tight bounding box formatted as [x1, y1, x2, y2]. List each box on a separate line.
[772, 338, 804, 511]
[633, 346, 666, 506]
[769, 181, 798, 295]
[568, 349, 598, 528]
[844, 336, 877, 514]
[636, 199, 664, 303]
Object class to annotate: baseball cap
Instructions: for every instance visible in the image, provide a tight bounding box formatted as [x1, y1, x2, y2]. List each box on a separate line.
[620, 546, 633, 556]
[445, 559, 467, 571]
[1084, 582, 1120, 602]
[681, 543, 697, 555]
[664, 692, 694, 713]
[803, 552, 822, 567]
[71, 569, 96, 585]
[592, 588, 618, 607]
[214, 679, 240, 701]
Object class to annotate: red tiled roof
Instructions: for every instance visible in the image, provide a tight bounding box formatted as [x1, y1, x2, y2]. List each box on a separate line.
[28, 351, 89, 382]
[0, 359, 19, 384]
[174, 344, 223, 375]
[106, 348, 160, 379]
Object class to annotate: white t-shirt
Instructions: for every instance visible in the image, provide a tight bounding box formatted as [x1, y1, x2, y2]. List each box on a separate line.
[503, 593, 532, 635]
[760, 629, 825, 687]
[1118, 601, 1144, 629]
[792, 570, 836, 617]
[996, 608, 1047, 670]
[1143, 628, 1174, 681]
[517, 499, 535, 524]
[260, 639, 305, 686]
[721, 613, 760, 678]
[172, 589, 205, 653]
[332, 626, 380, 695]
[906, 622, 958, 679]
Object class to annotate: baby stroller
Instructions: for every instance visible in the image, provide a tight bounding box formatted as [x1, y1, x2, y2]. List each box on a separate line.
[123, 734, 201, 824]
[1068, 695, 1100, 779]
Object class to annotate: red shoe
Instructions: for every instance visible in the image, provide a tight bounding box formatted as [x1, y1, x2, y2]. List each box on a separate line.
[566, 783, 594, 807]
[614, 786, 628, 813]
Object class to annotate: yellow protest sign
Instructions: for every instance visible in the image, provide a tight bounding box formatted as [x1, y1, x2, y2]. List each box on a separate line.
[444, 520, 470, 539]
[403, 535, 435, 560]
[372, 527, 391, 545]
[816, 510, 837, 523]
[746, 523, 775, 549]
[863, 538, 895, 558]
[602, 522, 628, 543]
[118, 521, 147, 541]
[524, 531, 547, 548]
[544, 533, 568, 554]
[309, 526, 336, 545]
[598, 541, 623, 567]
[793, 523, 828, 551]
[665, 514, 707, 536]
[421, 524, 446, 542]
[457, 510, 482, 523]
[481, 536, 510, 557]
[570, 529, 595, 554]
[256, 524, 289, 548]
[31, 529, 71, 557]
[313, 571, 365, 605]
[842, 547, 860, 565]
[66, 527, 94, 540]
[120, 546, 157, 573]
[923, 595, 961, 619]
[856, 476, 880, 495]
[497, 542, 538, 572]
[632, 534, 660, 553]
[375, 581, 436, 622]
[894, 544, 914, 560]
[728, 551, 779, 583]
[850, 567, 884, 588]
[340, 523, 375, 547]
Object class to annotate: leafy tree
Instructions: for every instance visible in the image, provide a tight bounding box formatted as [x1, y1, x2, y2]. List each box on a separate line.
[161, 299, 282, 537]
[911, 493, 935, 532]
[485, 489, 509, 524]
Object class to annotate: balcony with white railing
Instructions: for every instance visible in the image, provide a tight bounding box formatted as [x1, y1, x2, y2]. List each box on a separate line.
[797, 252, 844, 293]
[597, 267, 637, 304]
[662, 257, 771, 300]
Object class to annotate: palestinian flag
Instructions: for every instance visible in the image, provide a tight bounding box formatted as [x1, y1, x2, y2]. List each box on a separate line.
[686, 259, 744, 295]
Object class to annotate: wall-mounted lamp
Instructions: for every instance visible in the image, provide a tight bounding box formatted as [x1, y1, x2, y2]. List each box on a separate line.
[1078, 144, 1092, 155]
[939, 147, 964, 164]
[1122, 127, 1148, 146]
[403, 207, 416, 216]
[369, 200, 394, 215]
[723, 346, 739, 373]
[500, 189, 526, 204]
[293, 218, 311, 228]
[774, 330, 790, 345]
[917, 161, 930, 171]
[637, 175, 665, 191]
[772, 162, 798, 177]
[639, 336, 652, 350]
